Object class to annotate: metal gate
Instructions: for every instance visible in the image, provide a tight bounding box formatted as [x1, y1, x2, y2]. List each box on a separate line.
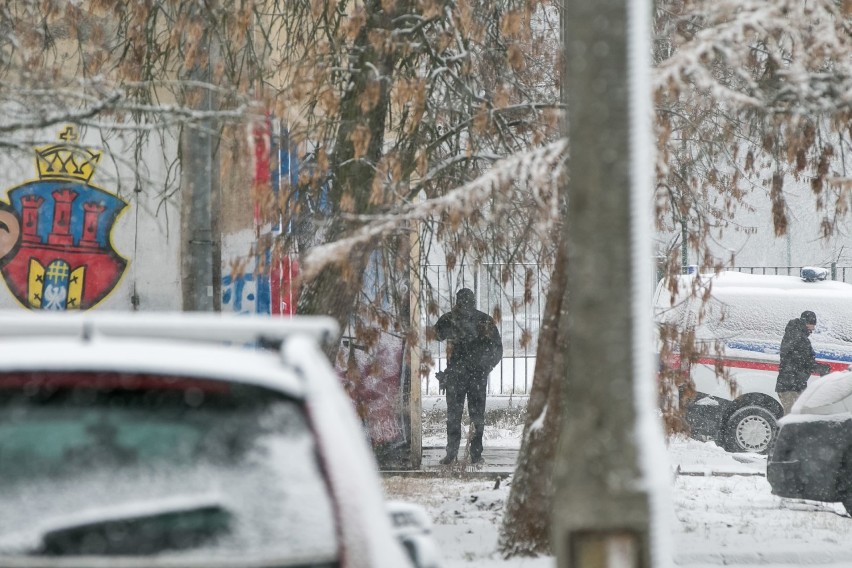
[420, 263, 549, 395]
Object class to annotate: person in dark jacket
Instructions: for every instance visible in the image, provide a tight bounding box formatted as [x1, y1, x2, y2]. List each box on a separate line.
[434, 288, 502, 465]
[775, 310, 830, 414]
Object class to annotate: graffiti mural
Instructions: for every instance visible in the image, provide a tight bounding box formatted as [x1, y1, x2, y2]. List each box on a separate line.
[221, 261, 270, 315]
[221, 250, 299, 315]
[222, 119, 300, 316]
[0, 126, 128, 310]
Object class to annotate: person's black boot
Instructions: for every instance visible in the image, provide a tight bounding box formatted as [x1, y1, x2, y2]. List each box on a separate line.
[439, 454, 456, 465]
[471, 455, 485, 465]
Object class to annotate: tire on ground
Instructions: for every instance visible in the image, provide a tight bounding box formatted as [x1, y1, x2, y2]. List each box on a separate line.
[723, 405, 778, 454]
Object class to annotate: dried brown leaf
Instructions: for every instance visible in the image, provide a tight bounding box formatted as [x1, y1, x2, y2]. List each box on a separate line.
[770, 173, 788, 236]
[351, 124, 372, 160]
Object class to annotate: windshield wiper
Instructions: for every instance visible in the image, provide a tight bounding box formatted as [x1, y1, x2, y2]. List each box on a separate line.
[38, 504, 232, 556]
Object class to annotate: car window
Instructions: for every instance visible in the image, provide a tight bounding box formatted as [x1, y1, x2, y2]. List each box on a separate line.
[0, 372, 339, 564]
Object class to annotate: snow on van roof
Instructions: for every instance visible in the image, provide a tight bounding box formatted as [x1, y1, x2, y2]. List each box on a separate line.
[657, 271, 852, 307]
[655, 271, 852, 347]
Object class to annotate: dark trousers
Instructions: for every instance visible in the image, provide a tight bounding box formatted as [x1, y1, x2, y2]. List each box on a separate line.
[445, 372, 488, 460]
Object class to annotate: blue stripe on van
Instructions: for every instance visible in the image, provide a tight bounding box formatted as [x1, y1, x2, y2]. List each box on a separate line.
[726, 340, 852, 363]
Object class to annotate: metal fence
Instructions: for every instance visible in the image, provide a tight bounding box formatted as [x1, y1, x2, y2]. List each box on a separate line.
[421, 262, 852, 396]
[420, 263, 549, 396]
[729, 264, 852, 284]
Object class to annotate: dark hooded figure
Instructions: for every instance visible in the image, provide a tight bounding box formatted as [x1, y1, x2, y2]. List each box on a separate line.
[434, 288, 502, 465]
[775, 310, 830, 414]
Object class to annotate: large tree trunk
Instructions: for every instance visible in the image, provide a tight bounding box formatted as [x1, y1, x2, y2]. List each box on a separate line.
[498, 210, 569, 557]
[296, 0, 397, 356]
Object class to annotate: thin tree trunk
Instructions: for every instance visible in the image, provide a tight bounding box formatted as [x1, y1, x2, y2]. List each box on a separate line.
[498, 210, 569, 557]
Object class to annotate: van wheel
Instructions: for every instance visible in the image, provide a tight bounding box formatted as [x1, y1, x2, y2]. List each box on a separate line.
[723, 405, 778, 454]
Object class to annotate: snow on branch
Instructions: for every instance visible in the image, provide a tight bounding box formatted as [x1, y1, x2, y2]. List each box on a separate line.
[299, 138, 568, 281]
[655, 0, 852, 114]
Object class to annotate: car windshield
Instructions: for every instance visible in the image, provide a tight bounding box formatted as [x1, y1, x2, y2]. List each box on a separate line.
[0, 371, 338, 564]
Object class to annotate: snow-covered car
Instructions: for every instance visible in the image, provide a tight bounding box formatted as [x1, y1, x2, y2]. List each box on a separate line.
[0, 312, 438, 568]
[767, 367, 852, 514]
[655, 270, 852, 454]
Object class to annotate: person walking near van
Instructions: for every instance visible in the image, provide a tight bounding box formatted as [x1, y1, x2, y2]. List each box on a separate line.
[434, 288, 502, 465]
[775, 310, 830, 414]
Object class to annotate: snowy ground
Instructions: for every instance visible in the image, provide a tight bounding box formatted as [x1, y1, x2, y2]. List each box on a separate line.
[386, 399, 852, 567]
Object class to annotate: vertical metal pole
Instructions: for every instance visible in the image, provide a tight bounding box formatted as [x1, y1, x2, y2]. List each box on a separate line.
[181, 9, 217, 312]
[524, 264, 530, 395]
[786, 228, 792, 267]
[447, 265, 454, 309]
[511, 262, 517, 395]
[181, 110, 215, 311]
[498, 267, 505, 394]
[438, 265, 444, 374]
[409, 200, 422, 468]
[534, 262, 542, 394]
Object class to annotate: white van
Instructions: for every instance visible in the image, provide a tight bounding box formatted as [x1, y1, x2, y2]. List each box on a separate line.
[654, 270, 852, 453]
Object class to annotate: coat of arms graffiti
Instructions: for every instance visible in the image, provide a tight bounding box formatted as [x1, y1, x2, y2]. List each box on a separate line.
[0, 126, 128, 310]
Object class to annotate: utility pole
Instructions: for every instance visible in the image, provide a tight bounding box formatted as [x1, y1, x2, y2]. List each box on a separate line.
[180, 8, 219, 312]
[409, 191, 423, 469]
[554, 0, 668, 567]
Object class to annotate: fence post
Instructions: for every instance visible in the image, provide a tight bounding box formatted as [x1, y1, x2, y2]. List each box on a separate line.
[832, 262, 837, 281]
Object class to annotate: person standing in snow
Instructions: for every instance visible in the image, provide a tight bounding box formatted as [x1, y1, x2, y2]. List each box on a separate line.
[775, 310, 830, 414]
[434, 288, 502, 465]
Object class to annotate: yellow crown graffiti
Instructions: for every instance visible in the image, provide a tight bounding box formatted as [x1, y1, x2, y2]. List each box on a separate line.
[34, 126, 101, 183]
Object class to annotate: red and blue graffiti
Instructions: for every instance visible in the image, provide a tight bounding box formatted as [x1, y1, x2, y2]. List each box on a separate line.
[222, 119, 300, 315]
[0, 127, 128, 310]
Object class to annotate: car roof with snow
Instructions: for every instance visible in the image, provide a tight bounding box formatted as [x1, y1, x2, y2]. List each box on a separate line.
[785, 368, 852, 416]
[0, 312, 420, 568]
[0, 312, 338, 398]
